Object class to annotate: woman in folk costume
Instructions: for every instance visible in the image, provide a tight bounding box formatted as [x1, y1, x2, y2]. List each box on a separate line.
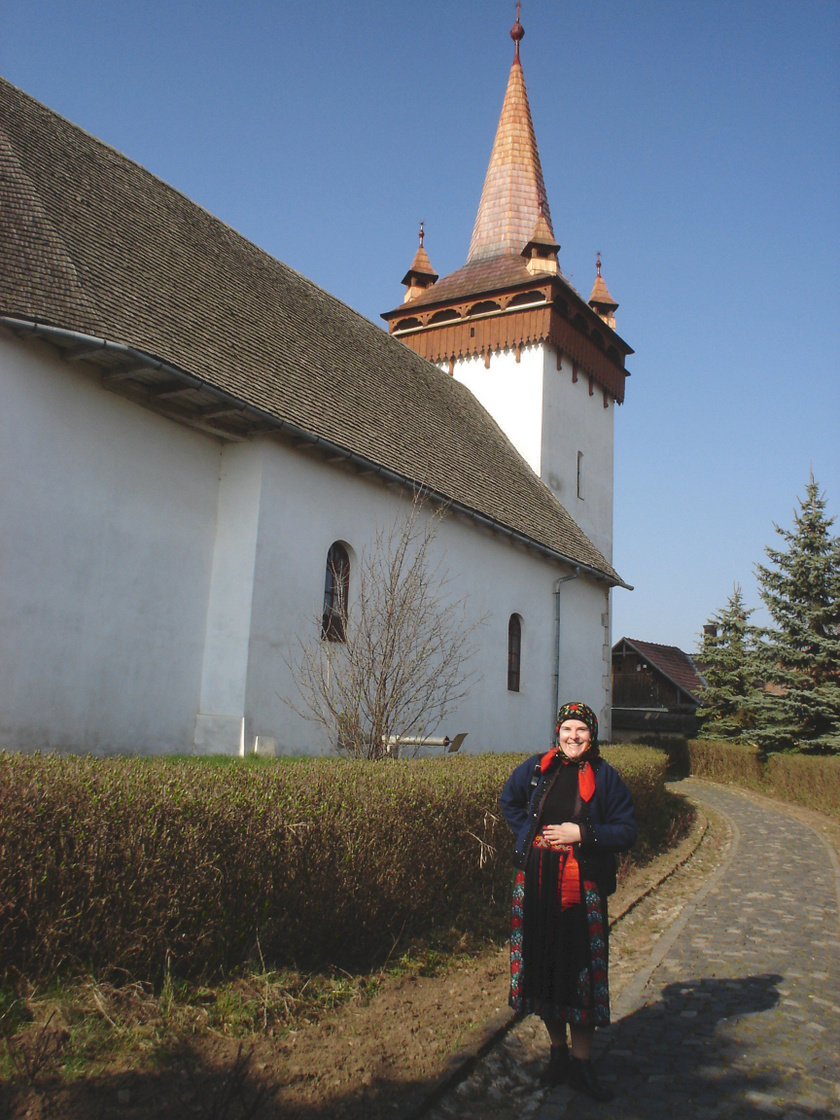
[499, 702, 637, 1102]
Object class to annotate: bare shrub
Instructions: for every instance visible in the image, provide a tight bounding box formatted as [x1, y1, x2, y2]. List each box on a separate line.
[5, 1011, 68, 1086]
[286, 495, 483, 759]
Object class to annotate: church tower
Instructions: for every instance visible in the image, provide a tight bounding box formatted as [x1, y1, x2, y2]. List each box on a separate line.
[382, 9, 632, 565]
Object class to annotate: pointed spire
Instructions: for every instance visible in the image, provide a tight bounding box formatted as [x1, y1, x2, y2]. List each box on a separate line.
[588, 252, 618, 328]
[401, 221, 439, 303]
[466, 10, 555, 263]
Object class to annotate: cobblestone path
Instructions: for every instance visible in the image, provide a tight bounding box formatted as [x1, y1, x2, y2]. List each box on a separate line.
[426, 780, 840, 1120]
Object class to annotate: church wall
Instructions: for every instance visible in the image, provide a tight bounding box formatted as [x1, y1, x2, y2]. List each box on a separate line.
[450, 343, 615, 565]
[0, 330, 613, 760]
[241, 441, 610, 756]
[540, 346, 615, 563]
[193, 441, 266, 755]
[450, 347, 545, 476]
[556, 577, 613, 741]
[0, 331, 219, 755]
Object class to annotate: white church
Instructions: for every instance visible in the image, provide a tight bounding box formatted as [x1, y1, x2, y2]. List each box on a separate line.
[0, 15, 633, 758]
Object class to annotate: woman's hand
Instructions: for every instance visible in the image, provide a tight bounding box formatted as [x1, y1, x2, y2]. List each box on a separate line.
[541, 822, 582, 847]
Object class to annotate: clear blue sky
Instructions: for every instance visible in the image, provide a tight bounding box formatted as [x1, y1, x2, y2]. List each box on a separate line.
[2, 0, 838, 653]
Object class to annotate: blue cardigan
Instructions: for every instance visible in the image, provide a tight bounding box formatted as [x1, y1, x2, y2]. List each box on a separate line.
[499, 752, 638, 888]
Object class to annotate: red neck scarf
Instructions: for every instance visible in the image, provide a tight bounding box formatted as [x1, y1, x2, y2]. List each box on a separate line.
[540, 748, 597, 801]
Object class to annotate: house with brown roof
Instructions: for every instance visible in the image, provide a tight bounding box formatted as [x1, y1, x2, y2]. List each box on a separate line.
[611, 639, 706, 738]
[0, 16, 630, 756]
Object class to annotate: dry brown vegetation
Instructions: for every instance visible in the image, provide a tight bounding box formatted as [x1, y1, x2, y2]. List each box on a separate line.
[0, 748, 677, 987]
[0, 747, 691, 1118]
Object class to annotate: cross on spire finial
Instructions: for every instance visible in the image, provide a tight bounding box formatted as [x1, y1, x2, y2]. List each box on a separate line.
[419, 221, 425, 247]
[510, 1, 524, 63]
[596, 251, 602, 277]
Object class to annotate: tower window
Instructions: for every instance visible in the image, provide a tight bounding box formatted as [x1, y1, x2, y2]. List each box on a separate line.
[507, 614, 522, 692]
[577, 451, 585, 500]
[321, 542, 350, 642]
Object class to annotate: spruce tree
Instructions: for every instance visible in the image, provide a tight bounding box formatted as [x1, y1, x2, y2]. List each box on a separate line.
[696, 585, 760, 739]
[753, 475, 840, 754]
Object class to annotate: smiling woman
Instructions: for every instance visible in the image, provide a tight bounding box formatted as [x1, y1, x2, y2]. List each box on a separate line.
[499, 701, 637, 1102]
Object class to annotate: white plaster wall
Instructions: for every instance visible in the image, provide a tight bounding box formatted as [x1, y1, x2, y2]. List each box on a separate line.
[194, 442, 265, 755]
[450, 344, 615, 564]
[451, 348, 545, 475]
[0, 331, 219, 754]
[555, 576, 613, 741]
[0, 330, 613, 759]
[242, 440, 610, 756]
[540, 346, 615, 563]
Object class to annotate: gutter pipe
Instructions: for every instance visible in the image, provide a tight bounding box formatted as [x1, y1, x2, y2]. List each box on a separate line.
[552, 568, 581, 745]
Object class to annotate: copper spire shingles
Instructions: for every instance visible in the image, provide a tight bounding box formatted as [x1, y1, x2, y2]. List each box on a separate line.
[382, 17, 631, 405]
[467, 20, 554, 264]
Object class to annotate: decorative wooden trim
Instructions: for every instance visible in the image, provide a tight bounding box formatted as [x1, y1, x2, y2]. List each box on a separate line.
[394, 303, 628, 404]
[588, 376, 594, 396]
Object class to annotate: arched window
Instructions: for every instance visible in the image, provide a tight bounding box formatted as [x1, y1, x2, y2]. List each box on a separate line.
[507, 614, 522, 692]
[321, 542, 350, 642]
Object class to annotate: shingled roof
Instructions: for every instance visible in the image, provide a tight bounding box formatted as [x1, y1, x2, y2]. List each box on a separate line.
[0, 76, 624, 585]
[617, 639, 706, 703]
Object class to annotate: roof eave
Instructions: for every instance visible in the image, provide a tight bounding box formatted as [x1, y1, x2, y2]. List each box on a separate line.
[1, 315, 629, 589]
[384, 269, 634, 358]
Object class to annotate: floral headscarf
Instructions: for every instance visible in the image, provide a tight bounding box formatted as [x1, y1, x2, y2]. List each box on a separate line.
[555, 701, 599, 749]
[541, 701, 600, 802]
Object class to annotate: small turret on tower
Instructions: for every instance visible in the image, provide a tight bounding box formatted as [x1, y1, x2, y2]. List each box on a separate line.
[521, 201, 560, 276]
[400, 222, 439, 303]
[588, 252, 619, 330]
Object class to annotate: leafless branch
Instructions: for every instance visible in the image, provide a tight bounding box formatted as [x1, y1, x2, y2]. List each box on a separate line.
[285, 495, 483, 759]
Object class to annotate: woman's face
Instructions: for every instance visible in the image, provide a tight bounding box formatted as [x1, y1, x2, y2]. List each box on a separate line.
[558, 719, 591, 759]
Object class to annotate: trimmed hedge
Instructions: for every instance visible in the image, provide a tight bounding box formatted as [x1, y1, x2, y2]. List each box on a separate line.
[687, 739, 764, 789]
[763, 753, 840, 820]
[685, 740, 840, 820]
[0, 747, 676, 987]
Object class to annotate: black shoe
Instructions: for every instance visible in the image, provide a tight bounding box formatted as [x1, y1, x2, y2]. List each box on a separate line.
[540, 1043, 569, 1087]
[568, 1056, 614, 1102]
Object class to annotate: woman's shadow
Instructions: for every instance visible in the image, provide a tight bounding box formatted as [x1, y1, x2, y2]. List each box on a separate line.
[561, 972, 835, 1118]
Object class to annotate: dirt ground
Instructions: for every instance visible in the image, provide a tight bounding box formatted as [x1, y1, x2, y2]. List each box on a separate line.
[4, 785, 837, 1120]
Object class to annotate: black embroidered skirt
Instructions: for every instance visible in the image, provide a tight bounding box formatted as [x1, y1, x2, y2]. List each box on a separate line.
[509, 847, 610, 1026]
